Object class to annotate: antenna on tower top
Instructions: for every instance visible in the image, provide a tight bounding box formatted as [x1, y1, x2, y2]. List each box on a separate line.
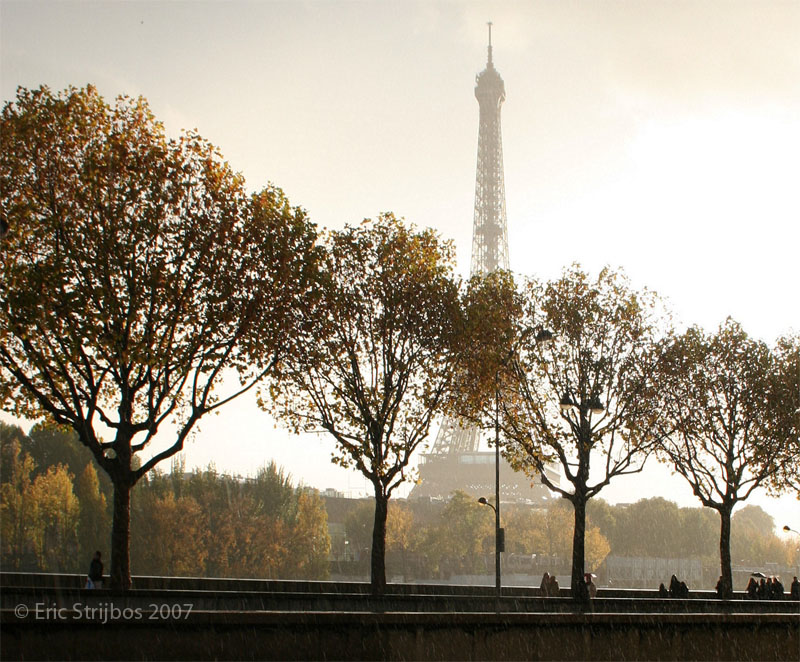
[487, 21, 493, 65]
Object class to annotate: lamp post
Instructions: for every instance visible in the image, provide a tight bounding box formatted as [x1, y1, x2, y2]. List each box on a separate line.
[476, 377, 503, 605]
[477, 374, 503, 607]
[477, 327, 553, 605]
[783, 525, 799, 535]
[478, 495, 502, 603]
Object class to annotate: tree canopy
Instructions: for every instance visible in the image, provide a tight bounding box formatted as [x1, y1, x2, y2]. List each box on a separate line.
[495, 265, 670, 595]
[265, 214, 463, 594]
[766, 332, 800, 496]
[0, 85, 320, 588]
[653, 318, 798, 597]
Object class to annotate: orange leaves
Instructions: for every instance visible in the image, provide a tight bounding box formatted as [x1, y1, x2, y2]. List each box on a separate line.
[1, 84, 320, 481]
[265, 214, 461, 497]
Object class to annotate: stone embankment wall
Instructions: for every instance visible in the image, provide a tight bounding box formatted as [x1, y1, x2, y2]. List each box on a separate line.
[3, 611, 799, 661]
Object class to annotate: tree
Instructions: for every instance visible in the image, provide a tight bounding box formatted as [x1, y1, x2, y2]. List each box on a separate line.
[654, 318, 797, 597]
[610, 497, 683, 558]
[585, 499, 617, 549]
[26, 423, 95, 480]
[497, 266, 669, 596]
[731, 505, 787, 567]
[0, 423, 29, 484]
[766, 333, 800, 496]
[385, 502, 415, 581]
[283, 489, 331, 579]
[385, 502, 414, 554]
[266, 215, 463, 595]
[0, 436, 37, 569]
[584, 525, 611, 572]
[74, 462, 111, 564]
[502, 506, 547, 555]
[542, 501, 575, 559]
[128, 463, 331, 580]
[196, 490, 288, 579]
[28, 464, 80, 571]
[344, 500, 376, 565]
[677, 506, 718, 560]
[0, 85, 320, 588]
[419, 490, 494, 578]
[132, 492, 207, 577]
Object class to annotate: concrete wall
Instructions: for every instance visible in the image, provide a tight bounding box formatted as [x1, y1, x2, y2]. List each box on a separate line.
[3, 611, 798, 661]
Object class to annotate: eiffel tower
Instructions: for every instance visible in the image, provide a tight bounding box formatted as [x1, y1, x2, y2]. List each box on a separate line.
[410, 25, 557, 503]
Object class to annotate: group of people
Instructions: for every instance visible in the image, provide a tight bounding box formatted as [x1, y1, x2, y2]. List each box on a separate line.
[745, 575, 798, 600]
[83, 547, 799, 601]
[657, 573, 800, 599]
[658, 574, 689, 598]
[539, 572, 597, 599]
[539, 572, 560, 596]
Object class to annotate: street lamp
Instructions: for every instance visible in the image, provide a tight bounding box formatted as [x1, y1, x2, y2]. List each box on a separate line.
[559, 391, 604, 416]
[477, 327, 553, 604]
[480, 362, 504, 606]
[478, 495, 503, 601]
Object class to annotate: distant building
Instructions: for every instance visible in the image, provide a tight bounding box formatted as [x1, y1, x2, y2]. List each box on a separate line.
[409, 451, 558, 504]
[600, 556, 703, 589]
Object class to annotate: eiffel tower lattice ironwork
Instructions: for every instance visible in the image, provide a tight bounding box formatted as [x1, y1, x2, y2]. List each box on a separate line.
[429, 24, 508, 459]
[409, 25, 557, 504]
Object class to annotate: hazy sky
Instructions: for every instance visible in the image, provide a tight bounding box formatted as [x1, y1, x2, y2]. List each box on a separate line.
[2, 1, 798, 529]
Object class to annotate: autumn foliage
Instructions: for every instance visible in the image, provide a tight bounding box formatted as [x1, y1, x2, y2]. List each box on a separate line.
[265, 215, 463, 594]
[1, 85, 320, 588]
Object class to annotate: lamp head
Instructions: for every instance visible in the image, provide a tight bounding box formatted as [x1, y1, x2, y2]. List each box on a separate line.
[588, 396, 604, 414]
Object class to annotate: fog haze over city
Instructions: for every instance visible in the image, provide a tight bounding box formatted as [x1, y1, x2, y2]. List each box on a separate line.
[2, 1, 798, 533]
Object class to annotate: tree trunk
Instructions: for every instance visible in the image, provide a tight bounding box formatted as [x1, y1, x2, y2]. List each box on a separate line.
[571, 495, 587, 598]
[718, 505, 734, 599]
[110, 480, 132, 590]
[370, 491, 388, 596]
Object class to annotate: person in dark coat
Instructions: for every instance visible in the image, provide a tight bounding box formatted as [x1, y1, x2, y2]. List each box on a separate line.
[745, 577, 759, 599]
[88, 551, 103, 589]
[668, 574, 681, 597]
[540, 572, 551, 596]
[790, 576, 800, 600]
[658, 583, 669, 597]
[585, 573, 597, 598]
[575, 575, 590, 602]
